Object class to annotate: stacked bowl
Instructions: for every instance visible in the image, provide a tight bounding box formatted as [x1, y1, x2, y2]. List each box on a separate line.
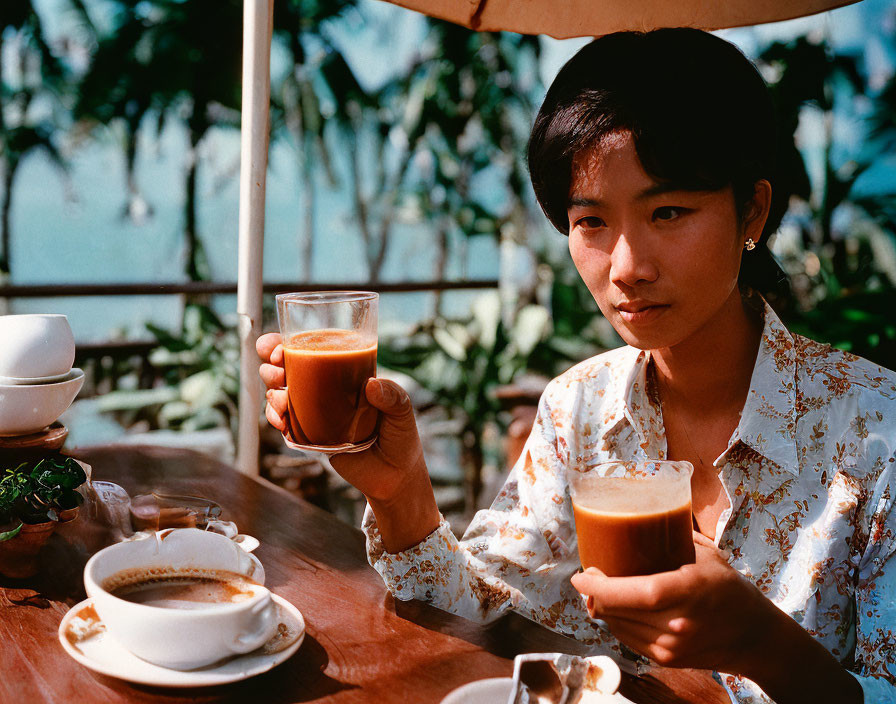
[0, 314, 84, 437]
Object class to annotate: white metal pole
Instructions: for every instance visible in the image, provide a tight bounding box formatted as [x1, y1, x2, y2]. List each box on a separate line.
[236, 0, 274, 475]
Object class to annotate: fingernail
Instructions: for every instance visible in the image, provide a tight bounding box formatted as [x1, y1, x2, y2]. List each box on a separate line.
[378, 380, 395, 404]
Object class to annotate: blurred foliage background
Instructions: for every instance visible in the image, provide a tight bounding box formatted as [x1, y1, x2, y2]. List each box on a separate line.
[2, 0, 895, 519]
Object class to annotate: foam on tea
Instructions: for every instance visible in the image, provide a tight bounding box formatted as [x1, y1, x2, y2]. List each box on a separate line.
[574, 475, 690, 514]
[104, 567, 259, 610]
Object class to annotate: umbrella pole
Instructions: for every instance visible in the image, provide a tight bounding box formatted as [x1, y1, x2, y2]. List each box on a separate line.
[236, 0, 274, 476]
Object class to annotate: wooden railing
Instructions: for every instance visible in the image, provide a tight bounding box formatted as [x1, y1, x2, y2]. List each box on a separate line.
[4, 279, 500, 395]
[0, 279, 499, 298]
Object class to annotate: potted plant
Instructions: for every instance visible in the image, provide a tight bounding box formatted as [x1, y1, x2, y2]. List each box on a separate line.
[0, 455, 88, 578]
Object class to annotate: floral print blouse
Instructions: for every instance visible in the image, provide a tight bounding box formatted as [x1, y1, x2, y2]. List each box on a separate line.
[363, 301, 896, 703]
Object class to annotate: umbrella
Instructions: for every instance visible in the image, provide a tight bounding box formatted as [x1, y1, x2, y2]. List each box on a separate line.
[234, 0, 862, 475]
[383, 0, 861, 39]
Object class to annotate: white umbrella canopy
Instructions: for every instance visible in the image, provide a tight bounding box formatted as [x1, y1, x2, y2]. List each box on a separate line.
[382, 0, 861, 38]
[235, 0, 863, 475]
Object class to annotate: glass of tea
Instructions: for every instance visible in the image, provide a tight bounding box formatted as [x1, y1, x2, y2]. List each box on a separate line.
[276, 291, 379, 454]
[568, 460, 696, 577]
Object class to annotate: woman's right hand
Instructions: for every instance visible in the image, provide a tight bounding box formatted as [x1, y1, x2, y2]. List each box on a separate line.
[256, 332, 289, 434]
[256, 333, 440, 550]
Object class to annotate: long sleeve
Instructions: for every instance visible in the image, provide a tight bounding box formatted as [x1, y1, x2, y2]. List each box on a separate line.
[850, 453, 896, 702]
[363, 392, 616, 646]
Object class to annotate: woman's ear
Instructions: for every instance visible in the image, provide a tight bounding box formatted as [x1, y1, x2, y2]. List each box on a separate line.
[742, 179, 772, 246]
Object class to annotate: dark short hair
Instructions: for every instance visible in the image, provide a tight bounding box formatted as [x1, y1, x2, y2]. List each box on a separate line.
[527, 28, 790, 305]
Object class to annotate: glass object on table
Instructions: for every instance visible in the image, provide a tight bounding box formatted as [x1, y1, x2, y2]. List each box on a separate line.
[276, 291, 379, 454]
[129, 492, 224, 532]
[568, 460, 695, 577]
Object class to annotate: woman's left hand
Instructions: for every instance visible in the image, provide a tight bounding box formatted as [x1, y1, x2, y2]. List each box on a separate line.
[570, 532, 775, 674]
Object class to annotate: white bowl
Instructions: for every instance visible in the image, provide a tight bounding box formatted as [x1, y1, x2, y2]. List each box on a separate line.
[0, 314, 75, 379]
[0, 368, 84, 436]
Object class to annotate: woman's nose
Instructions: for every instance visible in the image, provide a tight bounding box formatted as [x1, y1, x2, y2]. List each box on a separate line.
[609, 231, 659, 287]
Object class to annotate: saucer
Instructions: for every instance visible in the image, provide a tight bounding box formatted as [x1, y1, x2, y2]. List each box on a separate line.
[439, 677, 635, 704]
[58, 594, 305, 687]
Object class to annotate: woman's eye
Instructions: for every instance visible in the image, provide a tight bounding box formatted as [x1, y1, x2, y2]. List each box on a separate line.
[575, 216, 606, 229]
[654, 206, 685, 221]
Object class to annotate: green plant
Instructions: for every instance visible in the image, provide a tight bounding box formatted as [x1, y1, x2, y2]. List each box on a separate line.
[0, 456, 87, 541]
[527, 273, 623, 377]
[756, 35, 896, 369]
[97, 303, 240, 436]
[380, 292, 551, 509]
[74, 0, 245, 281]
[0, 1, 76, 279]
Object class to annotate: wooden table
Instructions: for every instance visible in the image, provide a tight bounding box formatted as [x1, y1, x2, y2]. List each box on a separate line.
[0, 445, 729, 703]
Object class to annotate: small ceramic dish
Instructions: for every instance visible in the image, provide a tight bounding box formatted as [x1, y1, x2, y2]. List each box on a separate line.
[439, 676, 634, 704]
[59, 594, 304, 687]
[440, 654, 628, 704]
[0, 369, 84, 436]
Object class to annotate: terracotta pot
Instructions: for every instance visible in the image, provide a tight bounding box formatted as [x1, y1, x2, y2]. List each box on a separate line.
[0, 506, 79, 579]
[57, 507, 80, 523]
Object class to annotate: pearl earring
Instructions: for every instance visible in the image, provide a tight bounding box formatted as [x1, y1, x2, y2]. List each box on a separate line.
[744, 239, 756, 251]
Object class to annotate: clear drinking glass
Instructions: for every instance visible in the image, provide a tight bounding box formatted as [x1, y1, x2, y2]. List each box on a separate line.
[276, 291, 378, 454]
[568, 460, 695, 577]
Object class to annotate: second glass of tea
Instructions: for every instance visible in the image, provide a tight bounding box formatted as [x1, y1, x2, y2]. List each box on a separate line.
[569, 460, 696, 577]
[276, 291, 379, 454]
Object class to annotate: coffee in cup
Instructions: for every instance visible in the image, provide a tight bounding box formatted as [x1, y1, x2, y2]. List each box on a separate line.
[104, 567, 260, 609]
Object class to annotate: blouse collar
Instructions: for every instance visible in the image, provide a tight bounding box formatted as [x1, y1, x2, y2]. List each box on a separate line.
[612, 298, 800, 476]
[730, 302, 800, 476]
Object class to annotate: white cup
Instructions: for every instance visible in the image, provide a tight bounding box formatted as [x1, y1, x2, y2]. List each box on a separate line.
[84, 528, 279, 670]
[0, 314, 75, 379]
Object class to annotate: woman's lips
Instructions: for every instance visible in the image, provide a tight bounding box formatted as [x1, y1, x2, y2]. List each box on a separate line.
[615, 303, 670, 323]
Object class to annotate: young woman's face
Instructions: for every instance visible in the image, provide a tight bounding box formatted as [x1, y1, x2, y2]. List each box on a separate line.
[567, 131, 757, 351]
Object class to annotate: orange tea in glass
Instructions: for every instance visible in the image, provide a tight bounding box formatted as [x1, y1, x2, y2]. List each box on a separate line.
[276, 292, 378, 454]
[569, 460, 695, 577]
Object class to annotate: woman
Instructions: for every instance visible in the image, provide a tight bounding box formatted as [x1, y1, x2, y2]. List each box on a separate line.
[258, 29, 895, 704]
